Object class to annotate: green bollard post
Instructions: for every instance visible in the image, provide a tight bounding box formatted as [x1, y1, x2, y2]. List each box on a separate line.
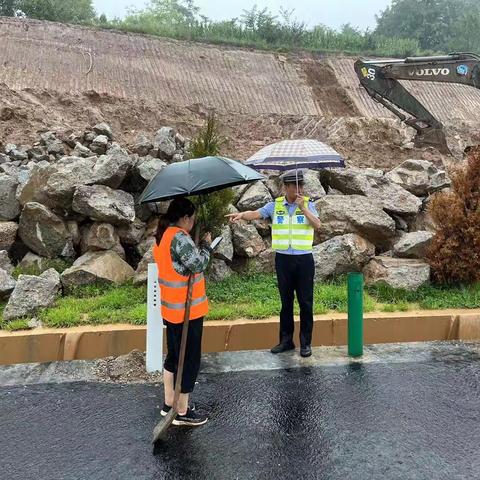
[348, 272, 364, 357]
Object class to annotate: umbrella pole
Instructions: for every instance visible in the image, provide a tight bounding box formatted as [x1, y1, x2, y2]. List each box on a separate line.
[295, 162, 299, 195]
[152, 221, 201, 443]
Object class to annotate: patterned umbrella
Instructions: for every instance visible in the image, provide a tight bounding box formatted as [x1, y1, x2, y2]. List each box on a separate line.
[245, 139, 345, 171]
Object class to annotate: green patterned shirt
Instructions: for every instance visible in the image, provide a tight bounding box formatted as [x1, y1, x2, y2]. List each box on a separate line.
[170, 231, 210, 276]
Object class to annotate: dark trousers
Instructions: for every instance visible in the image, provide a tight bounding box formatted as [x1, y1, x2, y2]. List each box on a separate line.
[164, 317, 203, 394]
[275, 253, 315, 347]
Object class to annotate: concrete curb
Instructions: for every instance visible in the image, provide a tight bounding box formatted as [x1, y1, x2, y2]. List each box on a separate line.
[1, 310, 480, 365]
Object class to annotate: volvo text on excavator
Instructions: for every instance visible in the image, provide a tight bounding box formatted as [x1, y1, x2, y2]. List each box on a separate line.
[354, 53, 480, 154]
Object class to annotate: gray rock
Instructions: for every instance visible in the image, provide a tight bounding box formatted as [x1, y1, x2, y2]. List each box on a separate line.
[93, 122, 113, 140]
[67, 132, 83, 148]
[0, 221, 18, 251]
[265, 175, 283, 198]
[253, 219, 271, 237]
[0, 153, 9, 164]
[18, 252, 47, 271]
[322, 167, 421, 216]
[153, 127, 176, 160]
[363, 256, 430, 291]
[312, 234, 375, 281]
[93, 145, 134, 188]
[231, 184, 251, 204]
[18, 157, 95, 210]
[133, 249, 154, 285]
[27, 318, 43, 329]
[18, 203, 74, 258]
[237, 182, 272, 211]
[73, 142, 93, 158]
[117, 218, 146, 246]
[72, 185, 135, 226]
[214, 225, 234, 262]
[81, 223, 125, 259]
[247, 248, 275, 274]
[61, 251, 134, 290]
[134, 156, 167, 188]
[175, 133, 186, 148]
[316, 195, 396, 247]
[0, 250, 13, 274]
[27, 145, 49, 162]
[84, 131, 96, 143]
[0, 268, 16, 299]
[393, 231, 434, 259]
[66, 221, 81, 248]
[409, 211, 436, 233]
[209, 258, 234, 281]
[40, 132, 65, 156]
[3, 268, 61, 320]
[0, 173, 20, 220]
[172, 153, 184, 163]
[6, 144, 28, 161]
[386, 160, 451, 196]
[133, 134, 153, 157]
[232, 223, 265, 257]
[90, 135, 109, 154]
[302, 169, 326, 198]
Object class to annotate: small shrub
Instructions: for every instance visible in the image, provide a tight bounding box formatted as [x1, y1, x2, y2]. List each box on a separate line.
[426, 147, 480, 284]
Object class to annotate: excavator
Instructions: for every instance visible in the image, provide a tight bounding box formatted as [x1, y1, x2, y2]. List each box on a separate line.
[354, 53, 480, 154]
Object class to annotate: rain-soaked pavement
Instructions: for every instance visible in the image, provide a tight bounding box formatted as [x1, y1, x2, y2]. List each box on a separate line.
[1, 342, 480, 480]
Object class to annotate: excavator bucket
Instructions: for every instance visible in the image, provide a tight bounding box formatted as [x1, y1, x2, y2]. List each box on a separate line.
[414, 128, 451, 155]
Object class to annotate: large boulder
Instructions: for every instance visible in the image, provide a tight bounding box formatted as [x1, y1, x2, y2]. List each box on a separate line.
[312, 234, 375, 281]
[316, 195, 396, 247]
[0, 268, 16, 299]
[90, 135, 109, 154]
[127, 156, 167, 192]
[322, 167, 421, 216]
[18, 157, 96, 210]
[0, 173, 21, 220]
[61, 251, 135, 290]
[247, 248, 276, 274]
[0, 250, 13, 274]
[93, 122, 113, 140]
[232, 223, 265, 257]
[81, 223, 125, 259]
[133, 249, 154, 285]
[0, 221, 18, 251]
[393, 231, 434, 259]
[18, 252, 48, 271]
[237, 182, 272, 211]
[208, 259, 234, 281]
[3, 269, 61, 320]
[302, 170, 326, 198]
[92, 145, 134, 188]
[133, 134, 153, 157]
[363, 256, 430, 291]
[153, 127, 176, 160]
[72, 185, 135, 226]
[386, 160, 451, 196]
[117, 218, 146, 246]
[214, 224, 234, 262]
[40, 132, 65, 156]
[18, 203, 74, 258]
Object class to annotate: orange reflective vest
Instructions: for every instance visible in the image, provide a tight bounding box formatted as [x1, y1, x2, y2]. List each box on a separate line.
[153, 226, 209, 324]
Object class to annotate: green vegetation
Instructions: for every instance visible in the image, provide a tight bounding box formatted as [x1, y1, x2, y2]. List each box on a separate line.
[4, 0, 480, 57]
[1, 275, 479, 331]
[188, 114, 234, 237]
[11, 258, 72, 279]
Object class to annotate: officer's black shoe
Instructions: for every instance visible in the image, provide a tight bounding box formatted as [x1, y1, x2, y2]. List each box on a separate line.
[300, 345, 312, 358]
[270, 342, 295, 354]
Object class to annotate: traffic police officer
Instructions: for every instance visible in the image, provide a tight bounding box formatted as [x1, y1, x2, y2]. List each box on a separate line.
[227, 170, 320, 357]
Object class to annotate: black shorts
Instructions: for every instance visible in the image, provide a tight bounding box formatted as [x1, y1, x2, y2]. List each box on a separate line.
[164, 317, 204, 394]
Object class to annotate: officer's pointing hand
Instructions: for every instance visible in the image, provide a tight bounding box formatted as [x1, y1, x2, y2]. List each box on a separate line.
[225, 212, 243, 223]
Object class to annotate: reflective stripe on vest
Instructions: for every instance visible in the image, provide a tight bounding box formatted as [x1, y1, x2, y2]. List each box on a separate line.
[271, 196, 314, 251]
[153, 226, 209, 323]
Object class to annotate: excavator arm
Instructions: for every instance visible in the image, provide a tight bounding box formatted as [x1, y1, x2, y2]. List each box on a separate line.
[354, 53, 480, 154]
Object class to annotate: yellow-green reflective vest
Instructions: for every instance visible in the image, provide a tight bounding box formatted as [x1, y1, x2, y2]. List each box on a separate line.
[271, 197, 314, 251]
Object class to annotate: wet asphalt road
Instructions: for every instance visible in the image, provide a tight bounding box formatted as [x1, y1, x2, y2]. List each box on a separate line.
[1, 349, 480, 480]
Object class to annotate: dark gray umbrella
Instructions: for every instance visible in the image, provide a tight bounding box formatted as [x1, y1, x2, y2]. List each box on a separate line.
[139, 156, 264, 203]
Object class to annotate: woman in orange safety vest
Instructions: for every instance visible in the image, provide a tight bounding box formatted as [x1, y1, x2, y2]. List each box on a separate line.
[153, 197, 212, 427]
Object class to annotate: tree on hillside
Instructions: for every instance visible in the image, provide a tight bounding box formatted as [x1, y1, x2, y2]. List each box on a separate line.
[0, 0, 18, 16]
[127, 0, 200, 26]
[17, 0, 96, 24]
[188, 114, 234, 237]
[375, 0, 479, 51]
